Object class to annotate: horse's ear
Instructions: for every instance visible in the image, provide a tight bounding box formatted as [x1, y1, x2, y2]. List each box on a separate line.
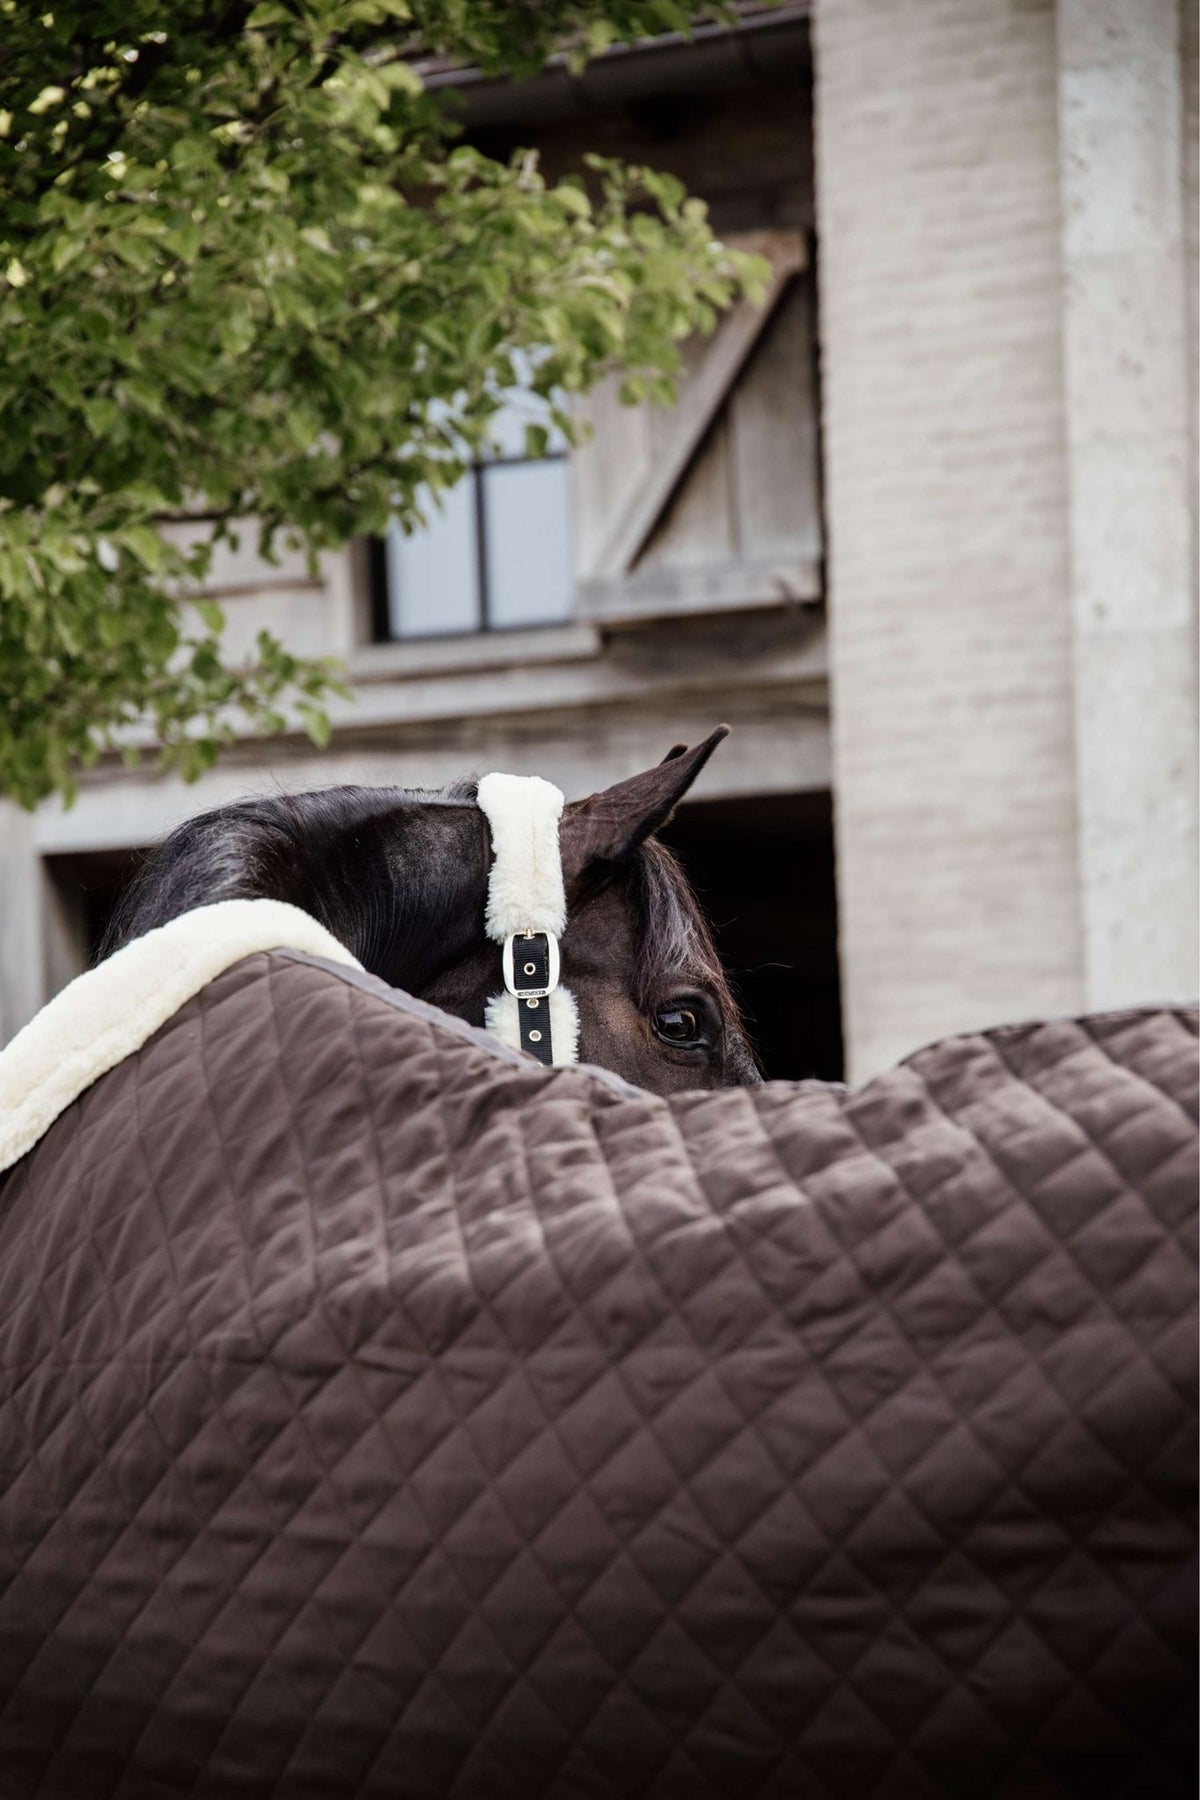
[561, 726, 729, 889]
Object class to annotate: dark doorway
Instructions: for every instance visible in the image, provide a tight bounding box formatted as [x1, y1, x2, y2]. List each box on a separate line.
[44, 848, 147, 977]
[661, 790, 843, 1083]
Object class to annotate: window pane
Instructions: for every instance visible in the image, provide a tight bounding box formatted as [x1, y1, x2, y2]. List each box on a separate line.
[481, 460, 574, 629]
[385, 481, 479, 637]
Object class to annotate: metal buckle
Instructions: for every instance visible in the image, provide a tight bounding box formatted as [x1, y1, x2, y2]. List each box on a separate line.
[502, 931, 560, 999]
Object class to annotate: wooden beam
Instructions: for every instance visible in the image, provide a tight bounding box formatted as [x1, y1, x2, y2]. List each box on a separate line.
[592, 229, 808, 580]
[578, 555, 822, 626]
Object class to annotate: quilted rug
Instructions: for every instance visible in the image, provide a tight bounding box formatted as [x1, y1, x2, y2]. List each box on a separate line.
[0, 947, 1195, 1799]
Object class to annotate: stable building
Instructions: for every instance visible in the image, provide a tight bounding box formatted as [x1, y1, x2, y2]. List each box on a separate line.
[1, 0, 1195, 1080]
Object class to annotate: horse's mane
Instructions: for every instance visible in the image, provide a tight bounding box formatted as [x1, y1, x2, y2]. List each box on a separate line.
[99, 781, 486, 992]
[631, 838, 743, 1026]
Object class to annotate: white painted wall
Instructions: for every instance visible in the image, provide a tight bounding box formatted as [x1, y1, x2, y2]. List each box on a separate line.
[813, 0, 1084, 1078]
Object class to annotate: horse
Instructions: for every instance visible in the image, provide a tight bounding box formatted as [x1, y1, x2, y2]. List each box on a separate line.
[101, 728, 760, 1093]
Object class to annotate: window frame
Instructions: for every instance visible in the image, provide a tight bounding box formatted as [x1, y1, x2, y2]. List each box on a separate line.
[369, 442, 573, 645]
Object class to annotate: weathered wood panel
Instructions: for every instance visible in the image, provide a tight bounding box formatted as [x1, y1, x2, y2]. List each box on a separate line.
[570, 377, 653, 579]
[729, 275, 822, 562]
[581, 230, 807, 581]
[572, 230, 822, 619]
[640, 413, 736, 570]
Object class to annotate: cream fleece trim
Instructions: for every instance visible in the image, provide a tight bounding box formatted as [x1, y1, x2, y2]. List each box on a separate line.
[476, 773, 567, 941]
[0, 898, 360, 1177]
[477, 772, 579, 1066]
[485, 988, 580, 1067]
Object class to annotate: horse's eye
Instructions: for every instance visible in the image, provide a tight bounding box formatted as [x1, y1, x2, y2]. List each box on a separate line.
[652, 1004, 708, 1049]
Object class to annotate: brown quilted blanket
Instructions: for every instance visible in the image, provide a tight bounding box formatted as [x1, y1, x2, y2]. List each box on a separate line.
[0, 952, 1195, 1800]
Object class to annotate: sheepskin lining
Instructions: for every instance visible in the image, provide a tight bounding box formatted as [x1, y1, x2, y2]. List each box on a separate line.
[0, 899, 360, 1177]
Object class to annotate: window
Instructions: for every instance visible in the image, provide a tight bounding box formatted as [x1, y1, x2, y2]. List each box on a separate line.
[373, 395, 574, 640]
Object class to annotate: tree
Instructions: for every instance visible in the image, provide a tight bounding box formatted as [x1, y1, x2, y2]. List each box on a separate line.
[0, 0, 766, 808]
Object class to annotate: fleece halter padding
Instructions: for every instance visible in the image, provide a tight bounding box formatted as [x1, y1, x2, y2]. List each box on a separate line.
[476, 773, 579, 1068]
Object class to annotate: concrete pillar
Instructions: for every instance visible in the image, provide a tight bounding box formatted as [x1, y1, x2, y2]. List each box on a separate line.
[1056, 0, 1199, 1008]
[812, 0, 1084, 1079]
[0, 803, 45, 1044]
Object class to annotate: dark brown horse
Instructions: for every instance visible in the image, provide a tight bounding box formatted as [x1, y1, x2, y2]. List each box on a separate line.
[102, 728, 759, 1092]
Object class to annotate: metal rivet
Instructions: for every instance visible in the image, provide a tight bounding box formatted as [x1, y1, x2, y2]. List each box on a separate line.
[524, 962, 537, 975]
[528, 1030, 542, 1043]
[526, 997, 539, 1009]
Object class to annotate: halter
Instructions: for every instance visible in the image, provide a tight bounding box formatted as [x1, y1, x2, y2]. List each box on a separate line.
[477, 773, 579, 1068]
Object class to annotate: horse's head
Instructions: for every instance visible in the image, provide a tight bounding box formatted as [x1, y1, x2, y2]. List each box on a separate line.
[102, 729, 759, 1094]
[425, 728, 759, 1091]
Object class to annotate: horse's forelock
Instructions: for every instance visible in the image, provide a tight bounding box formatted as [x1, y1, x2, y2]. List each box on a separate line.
[630, 839, 744, 1027]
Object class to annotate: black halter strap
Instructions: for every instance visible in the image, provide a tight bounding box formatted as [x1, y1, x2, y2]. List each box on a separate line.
[503, 930, 558, 1067]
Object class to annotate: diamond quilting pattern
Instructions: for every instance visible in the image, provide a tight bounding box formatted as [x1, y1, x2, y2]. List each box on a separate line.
[0, 958, 1195, 1800]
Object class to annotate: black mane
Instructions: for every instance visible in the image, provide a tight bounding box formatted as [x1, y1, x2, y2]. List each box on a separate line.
[101, 782, 489, 994]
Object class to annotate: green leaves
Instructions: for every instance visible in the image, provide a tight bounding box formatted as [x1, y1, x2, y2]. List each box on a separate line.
[0, 0, 762, 808]
[116, 524, 166, 570]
